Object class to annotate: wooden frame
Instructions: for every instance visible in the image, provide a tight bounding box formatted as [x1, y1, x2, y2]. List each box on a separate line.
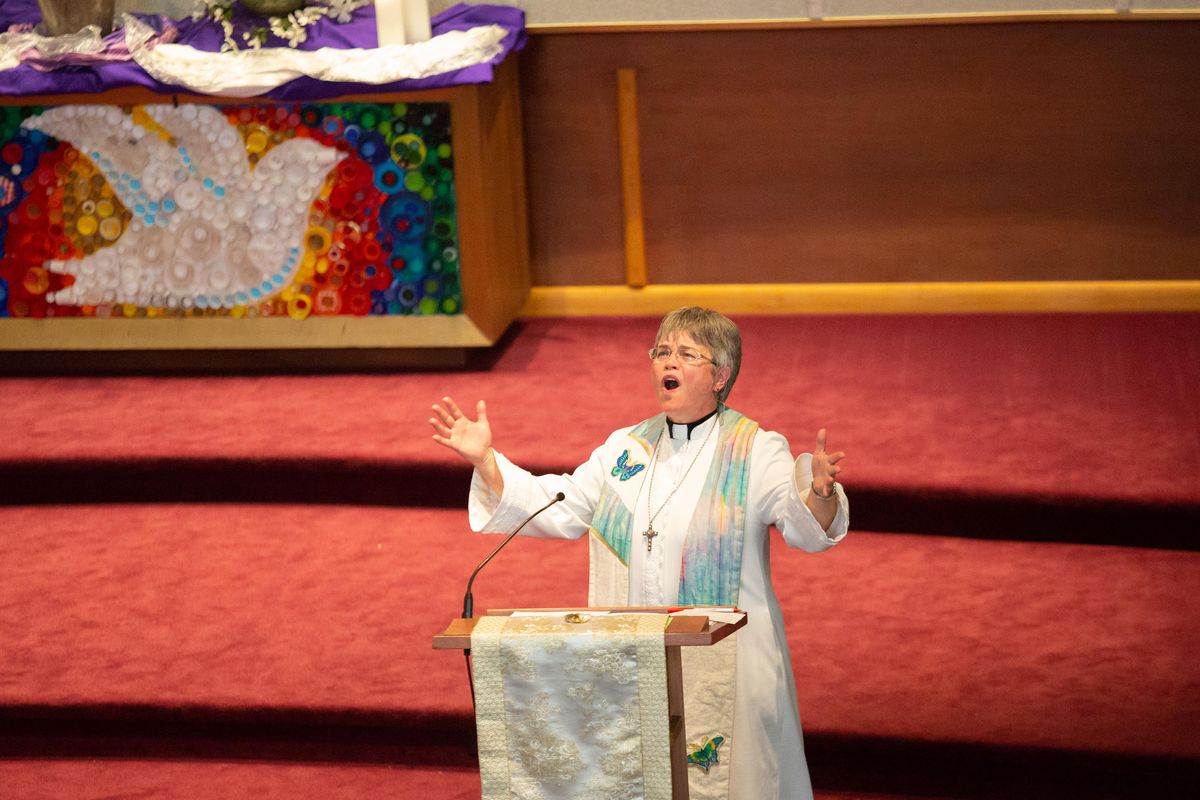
[0, 57, 530, 360]
[526, 8, 1200, 34]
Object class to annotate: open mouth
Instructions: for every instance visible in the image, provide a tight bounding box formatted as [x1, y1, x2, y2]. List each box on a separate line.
[663, 376, 680, 391]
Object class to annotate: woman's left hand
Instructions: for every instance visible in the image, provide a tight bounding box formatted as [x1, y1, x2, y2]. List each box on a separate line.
[811, 428, 846, 497]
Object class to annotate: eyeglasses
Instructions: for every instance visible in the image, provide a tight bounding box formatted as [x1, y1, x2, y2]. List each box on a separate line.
[648, 346, 715, 365]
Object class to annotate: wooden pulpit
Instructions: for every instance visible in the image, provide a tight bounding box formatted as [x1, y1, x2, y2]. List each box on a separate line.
[434, 607, 746, 800]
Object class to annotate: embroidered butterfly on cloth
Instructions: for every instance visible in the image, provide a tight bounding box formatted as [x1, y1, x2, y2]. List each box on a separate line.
[686, 735, 726, 772]
[611, 449, 645, 481]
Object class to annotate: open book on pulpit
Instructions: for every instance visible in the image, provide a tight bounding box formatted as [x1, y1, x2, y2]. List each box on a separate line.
[434, 607, 745, 800]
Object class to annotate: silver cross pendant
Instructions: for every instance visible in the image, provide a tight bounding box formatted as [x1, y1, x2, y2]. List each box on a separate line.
[643, 524, 657, 552]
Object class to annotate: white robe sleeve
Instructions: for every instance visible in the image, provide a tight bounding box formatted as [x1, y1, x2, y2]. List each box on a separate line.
[467, 431, 630, 539]
[752, 429, 849, 551]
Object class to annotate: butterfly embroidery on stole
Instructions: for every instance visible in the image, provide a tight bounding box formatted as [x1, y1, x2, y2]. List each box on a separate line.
[611, 449, 645, 481]
[686, 735, 726, 772]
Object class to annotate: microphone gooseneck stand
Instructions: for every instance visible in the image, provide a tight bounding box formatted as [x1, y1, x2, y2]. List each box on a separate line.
[461, 491, 566, 708]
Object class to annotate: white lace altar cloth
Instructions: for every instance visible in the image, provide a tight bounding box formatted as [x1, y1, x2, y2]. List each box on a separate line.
[471, 613, 672, 800]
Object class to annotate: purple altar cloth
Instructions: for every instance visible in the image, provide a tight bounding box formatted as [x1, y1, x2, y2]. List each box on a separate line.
[0, 2, 526, 100]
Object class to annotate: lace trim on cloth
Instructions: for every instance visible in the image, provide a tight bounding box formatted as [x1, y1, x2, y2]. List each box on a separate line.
[122, 14, 507, 98]
[0, 18, 177, 73]
[472, 615, 512, 799]
[471, 613, 671, 800]
[635, 614, 672, 800]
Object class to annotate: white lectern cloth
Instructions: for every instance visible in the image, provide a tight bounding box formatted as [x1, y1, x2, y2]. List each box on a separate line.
[472, 613, 672, 800]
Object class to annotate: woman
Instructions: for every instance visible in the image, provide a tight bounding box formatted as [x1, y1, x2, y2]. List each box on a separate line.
[431, 306, 848, 800]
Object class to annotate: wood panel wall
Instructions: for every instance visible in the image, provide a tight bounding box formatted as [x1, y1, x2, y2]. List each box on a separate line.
[518, 21, 1200, 287]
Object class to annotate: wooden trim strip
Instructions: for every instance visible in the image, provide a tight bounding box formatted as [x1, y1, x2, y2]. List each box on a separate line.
[527, 10, 1200, 35]
[616, 68, 648, 289]
[0, 314, 494, 351]
[520, 281, 1200, 316]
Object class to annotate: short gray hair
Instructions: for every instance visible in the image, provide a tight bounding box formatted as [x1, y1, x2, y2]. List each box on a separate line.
[653, 307, 742, 404]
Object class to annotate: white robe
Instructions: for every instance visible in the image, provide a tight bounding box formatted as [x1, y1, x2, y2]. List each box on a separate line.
[468, 413, 848, 800]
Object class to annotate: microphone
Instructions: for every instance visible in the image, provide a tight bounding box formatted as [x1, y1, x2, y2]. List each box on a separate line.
[460, 491, 566, 708]
[462, 491, 566, 620]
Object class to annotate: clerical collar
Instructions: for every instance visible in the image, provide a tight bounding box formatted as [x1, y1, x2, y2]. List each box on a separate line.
[666, 409, 718, 440]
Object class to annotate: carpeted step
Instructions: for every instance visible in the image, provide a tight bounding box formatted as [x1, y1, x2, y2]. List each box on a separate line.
[2, 313, 1198, 546]
[776, 531, 1200, 761]
[0, 505, 571, 722]
[0, 760, 480, 800]
[2, 456, 1195, 549]
[3, 504, 1197, 775]
[0, 758, 964, 800]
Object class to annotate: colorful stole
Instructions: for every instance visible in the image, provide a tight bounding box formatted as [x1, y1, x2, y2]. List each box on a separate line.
[586, 407, 759, 798]
[587, 408, 759, 607]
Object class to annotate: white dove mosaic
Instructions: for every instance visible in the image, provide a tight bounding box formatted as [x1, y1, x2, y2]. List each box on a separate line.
[0, 101, 460, 319]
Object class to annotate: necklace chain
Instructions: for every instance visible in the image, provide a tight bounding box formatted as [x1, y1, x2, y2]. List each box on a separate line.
[643, 415, 718, 549]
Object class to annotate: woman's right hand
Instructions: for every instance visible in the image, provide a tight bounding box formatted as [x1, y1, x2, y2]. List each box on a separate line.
[430, 396, 493, 466]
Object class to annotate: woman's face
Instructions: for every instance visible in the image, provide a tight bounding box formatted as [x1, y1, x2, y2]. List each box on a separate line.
[650, 331, 731, 422]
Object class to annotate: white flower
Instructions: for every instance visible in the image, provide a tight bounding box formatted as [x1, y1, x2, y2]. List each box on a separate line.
[194, 0, 373, 52]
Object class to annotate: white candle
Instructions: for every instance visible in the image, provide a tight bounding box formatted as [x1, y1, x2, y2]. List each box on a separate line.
[402, 0, 432, 44]
[375, 0, 407, 47]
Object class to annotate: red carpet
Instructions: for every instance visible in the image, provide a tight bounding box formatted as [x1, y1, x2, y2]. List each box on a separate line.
[3, 313, 1199, 798]
[2, 505, 1196, 761]
[0, 761, 481, 800]
[0, 760, 938, 800]
[2, 314, 1198, 509]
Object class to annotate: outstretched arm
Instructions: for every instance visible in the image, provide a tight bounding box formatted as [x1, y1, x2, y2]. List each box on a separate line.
[802, 428, 845, 531]
[430, 396, 504, 496]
